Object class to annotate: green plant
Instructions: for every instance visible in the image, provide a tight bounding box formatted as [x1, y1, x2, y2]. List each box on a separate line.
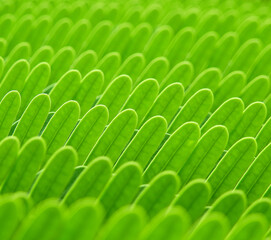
[0, 0, 270, 239]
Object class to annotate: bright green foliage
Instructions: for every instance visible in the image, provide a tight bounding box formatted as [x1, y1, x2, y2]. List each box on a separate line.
[226, 214, 268, 240]
[18, 62, 51, 117]
[179, 125, 228, 184]
[1, 0, 271, 239]
[168, 89, 213, 133]
[60, 199, 103, 240]
[187, 213, 229, 240]
[0, 197, 21, 240]
[201, 98, 244, 134]
[135, 171, 180, 218]
[236, 142, 271, 204]
[205, 191, 247, 227]
[144, 122, 200, 182]
[49, 70, 81, 111]
[1, 137, 46, 193]
[143, 83, 184, 124]
[183, 67, 221, 102]
[97, 75, 132, 121]
[115, 116, 167, 169]
[85, 109, 137, 165]
[135, 57, 169, 85]
[208, 137, 257, 202]
[96, 206, 144, 240]
[172, 179, 211, 222]
[121, 78, 159, 126]
[13, 200, 63, 240]
[74, 69, 104, 117]
[0, 91, 21, 140]
[63, 157, 112, 206]
[66, 105, 108, 165]
[14, 94, 51, 144]
[140, 207, 190, 240]
[41, 100, 80, 162]
[99, 162, 142, 217]
[0, 59, 29, 100]
[30, 147, 77, 204]
[0, 137, 19, 184]
[212, 71, 246, 111]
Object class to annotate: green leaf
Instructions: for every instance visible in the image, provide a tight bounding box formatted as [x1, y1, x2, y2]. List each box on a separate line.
[1, 137, 46, 193]
[187, 213, 229, 240]
[183, 67, 221, 103]
[140, 206, 190, 240]
[187, 32, 218, 74]
[226, 214, 268, 240]
[30, 146, 77, 204]
[63, 157, 112, 206]
[143, 83, 184, 124]
[165, 27, 195, 65]
[49, 70, 81, 111]
[18, 62, 51, 117]
[207, 137, 257, 202]
[227, 102, 266, 147]
[135, 57, 169, 85]
[160, 61, 194, 89]
[256, 116, 271, 153]
[13, 200, 63, 240]
[115, 116, 167, 170]
[172, 179, 211, 222]
[240, 75, 269, 106]
[72, 50, 97, 77]
[240, 198, 271, 225]
[144, 122, 200, 182]
[168, 89, 213, 134]
[101, 23, 132, 56]
[236, 142, 271, 204]
[96, 52, 121, 91]
[99, 162, 142, 217]
[248, 44, 271, 80]
[85, 109, 137, 165]
[66, 105, 108, 165]
[0, 90, 21, 140]
[205, 190, 247, 227]
[179, 125, 228, 184]
[0, 197, 22, 240]
[225, 39, 262, 74]
[0, 59, 29, 100]
[30, 46, 54, 67]
[209, 32, 238, 70]
[97, 75, 132, 121]
[63, 19, 90, 52]
[60, 199, 103, 240]
[124, 23, 152, 57]
[96, 206, 145, 240]
[212, 71, 246, 111]
[121, 78, 159, 127]
[135, 171, 180, 218]
[41, 100, 80, 163]
[45, 18, 72, 50]
[7, 15, 33, 53]
[13, 94, 51, 144]
[49, 46, 75, 85]
[114, 53, 145, 82]
[27, 16, 51, 52]
[0, 136, 19, 184]
[3, 42, 30, 76]
[83, 20, 113, 55]
[74, 69, 104, 118]
[143, 25, 173, 61]
[201, 98, 244, 134]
